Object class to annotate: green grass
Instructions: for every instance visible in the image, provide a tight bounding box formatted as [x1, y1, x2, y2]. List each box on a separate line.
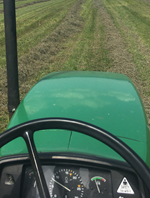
[54, 0, 111, 71]
[102, 0, 150, 94]
[105, 0, 150, 47]
[0, 0, 78, 67]
[0, 0, 50, 10]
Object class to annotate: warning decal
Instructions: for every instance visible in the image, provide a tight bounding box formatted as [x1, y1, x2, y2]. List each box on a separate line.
[117, 177, 134, 194]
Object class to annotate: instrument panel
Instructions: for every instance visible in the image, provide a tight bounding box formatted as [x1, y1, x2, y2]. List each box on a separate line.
[22, 166, 112, 198]
[21, 165, 140, 198]
[0, 154, 146, 198]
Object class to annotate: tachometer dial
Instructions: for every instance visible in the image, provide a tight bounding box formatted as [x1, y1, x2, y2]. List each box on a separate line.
[49, 168, 84, 198]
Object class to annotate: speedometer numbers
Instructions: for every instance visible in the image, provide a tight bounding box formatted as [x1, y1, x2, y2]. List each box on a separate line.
[49, 169, 84, 198]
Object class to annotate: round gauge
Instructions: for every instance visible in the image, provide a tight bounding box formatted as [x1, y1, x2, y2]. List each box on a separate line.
[90, 176, 108, 196]
[49, 168, 84, 198]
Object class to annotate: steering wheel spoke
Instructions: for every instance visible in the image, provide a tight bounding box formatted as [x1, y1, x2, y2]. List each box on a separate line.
[23, 130, 50, 198]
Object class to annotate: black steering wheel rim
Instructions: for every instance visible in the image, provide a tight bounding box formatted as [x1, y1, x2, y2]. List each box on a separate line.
[1, 117, 150, 197]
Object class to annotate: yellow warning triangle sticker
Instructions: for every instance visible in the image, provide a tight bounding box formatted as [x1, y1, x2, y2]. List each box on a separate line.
[117, 177, 134, 194]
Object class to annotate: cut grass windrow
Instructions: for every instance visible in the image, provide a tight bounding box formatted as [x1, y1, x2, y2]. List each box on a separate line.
[0, 0, 78, 67]
[60, 0, 112, 71]
[101, 0, 150, 95]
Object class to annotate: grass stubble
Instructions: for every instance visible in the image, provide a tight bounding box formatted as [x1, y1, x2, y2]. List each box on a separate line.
[101, 0, 150, 126]
[0, 0, 150, 132]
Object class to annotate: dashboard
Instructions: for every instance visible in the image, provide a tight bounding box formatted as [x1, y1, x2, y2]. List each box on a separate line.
[0, 152, 148, 198]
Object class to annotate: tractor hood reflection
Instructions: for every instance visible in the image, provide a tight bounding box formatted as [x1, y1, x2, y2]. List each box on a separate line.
[2, 71, 149, 163]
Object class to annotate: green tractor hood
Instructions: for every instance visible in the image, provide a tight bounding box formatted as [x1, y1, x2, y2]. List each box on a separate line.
[1, 71, 150, 165]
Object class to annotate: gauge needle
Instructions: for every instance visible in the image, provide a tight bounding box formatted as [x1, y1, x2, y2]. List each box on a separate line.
[95, 180, 100, 193]
[34, 181, 36, 188]
[52, 178, 71, 192]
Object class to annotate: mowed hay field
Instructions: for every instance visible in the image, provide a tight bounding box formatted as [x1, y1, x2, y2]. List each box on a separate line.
[0, 0, 150, 133]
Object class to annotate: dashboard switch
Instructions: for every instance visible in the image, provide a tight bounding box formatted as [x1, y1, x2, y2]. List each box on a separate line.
[5, 174, 15, 185]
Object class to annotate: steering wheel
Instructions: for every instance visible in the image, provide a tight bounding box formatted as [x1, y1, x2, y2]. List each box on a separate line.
[0, 118, 150, 198]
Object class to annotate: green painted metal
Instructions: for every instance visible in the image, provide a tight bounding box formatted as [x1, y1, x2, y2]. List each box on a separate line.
[1, 71, 149, 165]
